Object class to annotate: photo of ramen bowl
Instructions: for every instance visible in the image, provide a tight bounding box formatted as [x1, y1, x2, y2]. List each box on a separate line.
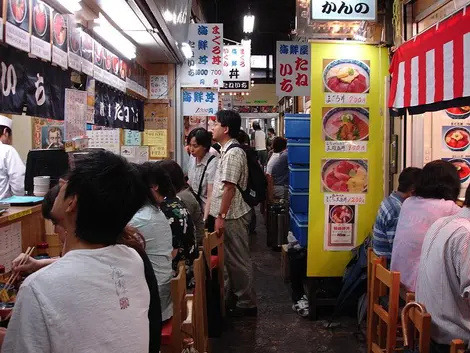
[323, 108, 369, 141]
[444, 127, 470, 151]
[323, 59, 370, 94]
[10, 0, 27, 24]
[445, 106, 470, 120]
[53, 13, 66, 46]
[329, 205, 353, 224]
[450, 158, 470, 183]
[322, 159, 368, 193]
[33, 1, 48, 37]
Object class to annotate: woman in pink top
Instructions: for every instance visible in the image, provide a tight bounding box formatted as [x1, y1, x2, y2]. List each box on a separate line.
[391, 160, 461, 292]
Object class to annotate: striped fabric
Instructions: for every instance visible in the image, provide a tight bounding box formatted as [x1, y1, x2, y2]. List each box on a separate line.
[389, 6, 470, 109]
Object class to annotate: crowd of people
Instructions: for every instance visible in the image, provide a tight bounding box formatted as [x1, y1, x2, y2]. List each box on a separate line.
[372, 160, 470, 351]
[0, 110, 292, 352]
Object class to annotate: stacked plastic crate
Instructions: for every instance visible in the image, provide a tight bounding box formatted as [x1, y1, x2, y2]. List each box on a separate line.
[285, 114, 310, 247]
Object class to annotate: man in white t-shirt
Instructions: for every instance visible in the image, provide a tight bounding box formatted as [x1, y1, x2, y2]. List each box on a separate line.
[251, 121, 267, 167]
[2, 151, 156, 353]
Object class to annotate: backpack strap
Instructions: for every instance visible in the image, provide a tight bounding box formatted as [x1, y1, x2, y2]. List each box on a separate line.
[224, 143, 246, 194]
[196, 155, 216, 199]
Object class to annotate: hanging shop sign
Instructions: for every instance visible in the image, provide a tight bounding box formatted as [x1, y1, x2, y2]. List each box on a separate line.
[30, 0, 51, 61]
[276, 41, 311, 97]
[182, 89, 218, 116]
[389, 7, 470, 111]
[311, 0, 376, 21]
[5, 0, 31, 53]
[93, 82, 144, 131]
[222, 45, 251, 92]
[51, 9, 67, 69]
[180, 23, 224, 88]
[324, 205, 358, 251]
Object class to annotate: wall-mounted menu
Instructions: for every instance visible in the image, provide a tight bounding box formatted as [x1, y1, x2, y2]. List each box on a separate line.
[51, 9, 67, 69]
[31, 0, 51, 61]
[5, 0, 31, 52]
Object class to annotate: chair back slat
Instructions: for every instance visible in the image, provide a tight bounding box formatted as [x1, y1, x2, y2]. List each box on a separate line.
[451, 339, 466, 353]
[401, 302, 432, 353]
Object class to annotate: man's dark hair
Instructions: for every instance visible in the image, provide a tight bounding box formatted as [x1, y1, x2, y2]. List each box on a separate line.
[415, 160, 460, 201]
[158, 159, 186, 193]
[252, 121, 261, 130]
[186, 127, 212, 151]
[216, 110, 241, 138]
[237, 130, 250, 145]
[268, 128, 275, 135]
[397, 167, 422, 193]
[138, 162, 176, 198]
[0, 125, 12, 137]
[64, 150, 147, 246]
[272, 137, 287, 153]
[42, 185, 61, 222]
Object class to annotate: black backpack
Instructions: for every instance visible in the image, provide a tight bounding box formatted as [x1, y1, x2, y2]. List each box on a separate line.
[226, 143, 267, 207]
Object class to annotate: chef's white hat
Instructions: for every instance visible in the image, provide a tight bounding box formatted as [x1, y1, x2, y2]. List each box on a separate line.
[0, 115, 12, 129]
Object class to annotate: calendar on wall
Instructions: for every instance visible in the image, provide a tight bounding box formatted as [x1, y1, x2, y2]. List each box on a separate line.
[86, 128, 121, 155]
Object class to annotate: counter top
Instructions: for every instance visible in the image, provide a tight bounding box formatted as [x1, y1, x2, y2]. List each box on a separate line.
[0, 205, 42, 225]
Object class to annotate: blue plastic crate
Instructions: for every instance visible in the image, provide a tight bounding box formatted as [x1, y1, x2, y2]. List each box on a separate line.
[289, 187, 309, 213]
[290, 211, 308, 247]
[285, 114, 310, 139]
[287, 140, 310, 165]
[289, 165, 309, 190]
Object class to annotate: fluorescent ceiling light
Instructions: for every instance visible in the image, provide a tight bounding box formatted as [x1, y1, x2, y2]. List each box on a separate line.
[181, 42, 192, 59]
[243, 14, 255, 33]
[99, 0, 155, 46]
[94, 13, 136, 60]
[56, 0, 81, 13]
[241, 39, 251, 47]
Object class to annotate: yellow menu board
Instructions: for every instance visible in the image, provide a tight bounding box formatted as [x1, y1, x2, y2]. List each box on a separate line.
[143, 129, 167, 158]
[307, 42, 388, 276]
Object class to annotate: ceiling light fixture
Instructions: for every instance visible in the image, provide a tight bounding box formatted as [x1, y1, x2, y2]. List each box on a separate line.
[181, 42, 192, 59]
[243, 14, 255, 33]
[56, 0, 81, 13]
[241, 39, 251, 47]
[94, 13, 136, 60]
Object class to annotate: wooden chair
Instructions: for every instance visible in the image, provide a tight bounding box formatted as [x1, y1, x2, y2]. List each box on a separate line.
[192, 250, 210, 353]
[367, 260, 401, 353]
[203, 230, 225, 317]
[401, 302, 432, 353]
[161, 263, 192, 353]
[367, 248, 387, 342]
[451, 339, 466, 353]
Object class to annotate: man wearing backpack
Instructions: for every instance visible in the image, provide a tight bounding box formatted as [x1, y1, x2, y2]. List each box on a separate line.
[210, 110, 258, 317]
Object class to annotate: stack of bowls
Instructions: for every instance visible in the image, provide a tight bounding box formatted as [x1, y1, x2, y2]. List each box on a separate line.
[33, 176, 50, 197]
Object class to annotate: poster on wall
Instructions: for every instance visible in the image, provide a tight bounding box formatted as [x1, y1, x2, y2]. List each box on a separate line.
[276, 41, 310, 97]
[184, 116, 207, 140]
[51, 9, 67, 69]
[323, 107, 369, 152]
[68, 17, 81, 71]
[323, 59, 370, 105]
[32, 118, 64, 149]
[180, 23, 224, 88]
[441, 126, 470, 153]
[5, 0, 31, 52]
[121, 146, 149, 164]
[222, 44, 251, 92]
[324, 205, 357, 251]
[80, 31, 93, 76]
[182, 89, 218, 116]
[124, 129, 142, 146]
[64, 89, 87, 141]
[321, 159, 368, 193]
[30, 0, 51, 61]
[149, 75, 168, 99]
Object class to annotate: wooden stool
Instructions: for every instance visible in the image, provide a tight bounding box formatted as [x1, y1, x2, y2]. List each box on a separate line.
[281, 244, 289, 282]
[451, 339, 466, 353]
[401, 302, 431, 353]
[367, 260, 401, 353]
[203, 231, 225, 317]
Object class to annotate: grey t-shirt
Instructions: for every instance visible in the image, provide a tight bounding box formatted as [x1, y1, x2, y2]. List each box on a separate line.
[270, 151, 289, 186]
[178, 189, 205, 244]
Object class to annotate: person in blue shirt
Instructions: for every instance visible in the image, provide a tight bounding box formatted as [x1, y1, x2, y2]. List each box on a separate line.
[372, 167, 422, 262]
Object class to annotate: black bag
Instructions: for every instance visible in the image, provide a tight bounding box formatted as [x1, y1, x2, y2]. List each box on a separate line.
[191, 155, 216, 205]
[226, 143, 267, 207]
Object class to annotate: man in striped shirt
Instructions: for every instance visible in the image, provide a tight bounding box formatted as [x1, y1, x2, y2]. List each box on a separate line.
[372, 167, 422, 261]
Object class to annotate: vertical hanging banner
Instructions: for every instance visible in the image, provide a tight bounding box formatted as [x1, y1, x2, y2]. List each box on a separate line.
[5, 0, 31, 53]
[80, 31, 93, 76]
[51, 9, 67, 69]
[222, 44, 251, 92]
[68, 17, 81, 72]
[182, 89, 218, 116]
[180, 23, 223, 88]
[30, 0, 51, 61]
[0, 45, 26, 114]
[276, 41, 311, 97]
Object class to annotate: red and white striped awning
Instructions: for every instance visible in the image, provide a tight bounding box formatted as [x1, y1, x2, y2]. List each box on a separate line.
[389, 6, 470, 109]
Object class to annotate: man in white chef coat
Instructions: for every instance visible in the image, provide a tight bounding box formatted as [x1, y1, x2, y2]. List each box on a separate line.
[0, 115, 25, 199]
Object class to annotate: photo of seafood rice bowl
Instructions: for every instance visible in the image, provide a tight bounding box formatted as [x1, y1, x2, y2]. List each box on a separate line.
[323, 108, 369, 141]
[322, 159, 368, 193]
[323, 59, 370, 94]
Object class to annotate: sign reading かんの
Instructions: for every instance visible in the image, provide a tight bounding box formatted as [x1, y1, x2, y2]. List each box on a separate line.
[312, 0, 376, 21]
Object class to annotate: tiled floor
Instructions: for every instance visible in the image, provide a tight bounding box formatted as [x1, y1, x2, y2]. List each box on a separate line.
[211, 211, 366, 353]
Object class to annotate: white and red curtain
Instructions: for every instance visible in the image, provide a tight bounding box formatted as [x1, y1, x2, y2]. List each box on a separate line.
[389, 6, 470, 110]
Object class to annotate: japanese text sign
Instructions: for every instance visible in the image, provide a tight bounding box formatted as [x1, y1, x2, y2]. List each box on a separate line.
[180, 23, 224, 88]
[182, 89, 218, 116]
[312, 0, 376, 21]
[222, 44, 251, 92]
[276, 41, 311, 97]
